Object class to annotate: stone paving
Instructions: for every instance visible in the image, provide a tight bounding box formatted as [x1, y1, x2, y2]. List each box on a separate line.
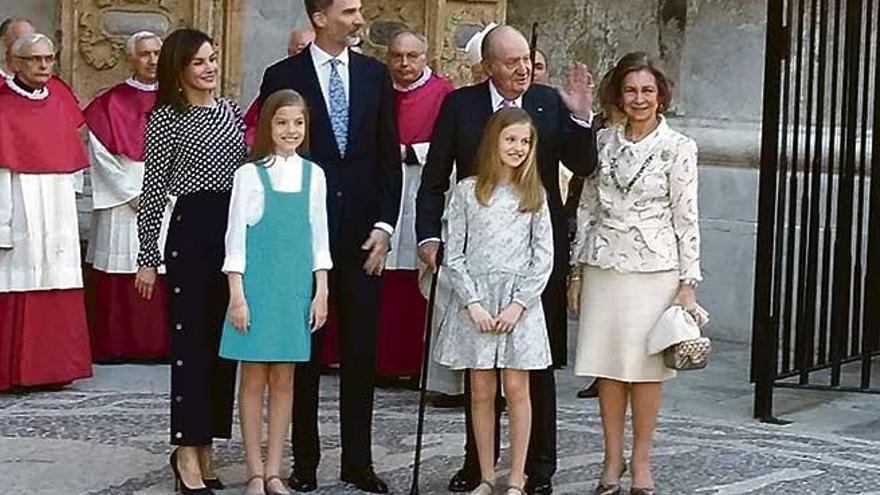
[3, 353, 880, 495]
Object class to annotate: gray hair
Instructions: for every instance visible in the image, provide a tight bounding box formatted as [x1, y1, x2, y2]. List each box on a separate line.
[127, 31, 161, 55]
[10, 33, 53, 57]
[389, 29, 428, 53]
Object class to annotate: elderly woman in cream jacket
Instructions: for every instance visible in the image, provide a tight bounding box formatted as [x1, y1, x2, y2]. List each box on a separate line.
[568, 52, 701, 495]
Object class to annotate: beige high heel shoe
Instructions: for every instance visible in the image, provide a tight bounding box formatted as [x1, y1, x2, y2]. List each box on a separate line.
[470, 479, 495, 495]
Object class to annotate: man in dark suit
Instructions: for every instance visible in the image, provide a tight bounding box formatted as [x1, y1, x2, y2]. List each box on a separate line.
[416, 25, 597, 495]
[255, 1, 400, 493]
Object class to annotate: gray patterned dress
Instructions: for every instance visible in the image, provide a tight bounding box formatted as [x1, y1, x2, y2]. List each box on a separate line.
[433, 178, 554, 370]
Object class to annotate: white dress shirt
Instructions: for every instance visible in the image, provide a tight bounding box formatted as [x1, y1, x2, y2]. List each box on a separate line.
[308, 42, 394, 236]
[223, 154, 333, 274]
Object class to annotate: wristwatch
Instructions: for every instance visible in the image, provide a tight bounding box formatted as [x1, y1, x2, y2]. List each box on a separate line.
[681, 278, 699, 288]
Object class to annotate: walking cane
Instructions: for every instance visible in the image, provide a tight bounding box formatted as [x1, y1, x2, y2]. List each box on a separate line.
[408, 243, 445, 495]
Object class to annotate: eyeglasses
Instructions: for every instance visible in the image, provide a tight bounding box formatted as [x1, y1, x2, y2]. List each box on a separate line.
[15, 54, 56, 64]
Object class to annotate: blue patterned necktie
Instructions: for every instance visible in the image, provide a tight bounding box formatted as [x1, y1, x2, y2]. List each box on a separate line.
[328, 58, 348, 156]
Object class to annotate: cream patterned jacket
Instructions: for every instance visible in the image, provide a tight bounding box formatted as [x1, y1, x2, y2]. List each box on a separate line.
[572, 116, 702, 281]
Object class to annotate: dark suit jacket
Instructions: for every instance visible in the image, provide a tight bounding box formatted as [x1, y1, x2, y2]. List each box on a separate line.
[257, 47, 401, 267]
[416, 80, 597, 278]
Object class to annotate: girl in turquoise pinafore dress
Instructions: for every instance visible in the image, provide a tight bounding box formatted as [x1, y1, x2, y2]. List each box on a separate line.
[219, 90, 331, 495]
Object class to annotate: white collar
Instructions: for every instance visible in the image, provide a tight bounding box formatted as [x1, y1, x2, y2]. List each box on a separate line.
[0, 67, 11, 80]
[616, 115, 669, 148]
[394, 67, 433, 92]
[310, 42, 350, 68]
[6, 77, 49, 101]
[125, 77, 158, 92]
[488, 79, 524, 111]
[271, 153, 303, 166]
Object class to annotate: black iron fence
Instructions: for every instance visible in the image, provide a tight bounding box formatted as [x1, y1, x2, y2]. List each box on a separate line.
[752, 0, 880, 421]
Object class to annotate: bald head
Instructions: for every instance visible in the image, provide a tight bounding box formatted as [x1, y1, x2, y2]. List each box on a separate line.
[1, 18, 35, 65]
[480, 25, 532, 99]
[288, 26, 315, 56]
[480, 25, 528, 64]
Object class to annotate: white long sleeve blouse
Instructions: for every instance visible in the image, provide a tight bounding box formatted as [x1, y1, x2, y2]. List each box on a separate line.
[223, 154, 333, 274]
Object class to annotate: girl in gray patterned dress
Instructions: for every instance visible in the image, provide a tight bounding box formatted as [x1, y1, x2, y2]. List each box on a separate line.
[434, 108, 553, 495]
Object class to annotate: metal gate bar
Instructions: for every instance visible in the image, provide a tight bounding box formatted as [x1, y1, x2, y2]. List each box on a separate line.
[752, 0, 880, 421]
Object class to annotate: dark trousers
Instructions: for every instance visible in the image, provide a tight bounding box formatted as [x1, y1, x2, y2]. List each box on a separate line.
[292, 266, 382, 472]
[460, 276, 564, 481]
[166, 192, 237, 446]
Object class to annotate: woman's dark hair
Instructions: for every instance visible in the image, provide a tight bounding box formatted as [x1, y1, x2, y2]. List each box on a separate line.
[598, 51, 673, 123]
[250, 90, 311, 161]
[155, 28, 214, 113]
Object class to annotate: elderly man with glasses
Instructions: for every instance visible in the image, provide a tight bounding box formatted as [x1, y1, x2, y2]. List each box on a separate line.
[0, 33, 92, 391]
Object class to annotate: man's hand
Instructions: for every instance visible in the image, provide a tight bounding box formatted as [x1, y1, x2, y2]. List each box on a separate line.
[361, 228, 390, 276]
[558, 61, 595, 121]
[134, 266, 158, 300]
[467, 303, 496, 333]
[495, 303, 525, 333]
[418, 241, 440, 273]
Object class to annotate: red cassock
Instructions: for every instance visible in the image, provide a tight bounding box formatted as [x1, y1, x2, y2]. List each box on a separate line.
[322, 73, 454, 377]
[243, 98, 260, 148]
[0, 80, 93, 391]
[83, 81, 170, 362]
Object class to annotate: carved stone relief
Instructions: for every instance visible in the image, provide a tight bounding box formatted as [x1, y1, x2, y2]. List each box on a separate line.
[61, 0, 243, 101]
[361, 0, 506, 87]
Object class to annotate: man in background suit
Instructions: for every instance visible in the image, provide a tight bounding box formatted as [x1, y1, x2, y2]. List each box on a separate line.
[416, 25, 597, 495]
[255, 0, 400, 492]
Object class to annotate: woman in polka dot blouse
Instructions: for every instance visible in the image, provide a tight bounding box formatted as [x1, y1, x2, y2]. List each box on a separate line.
[134, 29, 246, 495]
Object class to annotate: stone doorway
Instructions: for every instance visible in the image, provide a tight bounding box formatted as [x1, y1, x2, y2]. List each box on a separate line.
[360, 0, 506, 86]
[59, 0, 245, 101]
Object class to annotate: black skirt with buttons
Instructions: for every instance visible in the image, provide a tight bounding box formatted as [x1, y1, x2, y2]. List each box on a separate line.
[165, 191, 237, 446]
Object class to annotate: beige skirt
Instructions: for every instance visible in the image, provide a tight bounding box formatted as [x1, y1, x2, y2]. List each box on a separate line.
[574, 265, 678, 382]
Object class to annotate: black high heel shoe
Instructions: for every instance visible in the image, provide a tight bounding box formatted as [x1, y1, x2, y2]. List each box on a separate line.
[202, 477, 225, 490]
[169, 448, 215, 494]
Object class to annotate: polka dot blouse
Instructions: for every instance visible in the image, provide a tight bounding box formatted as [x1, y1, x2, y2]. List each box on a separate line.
[136, 98, 247, 267]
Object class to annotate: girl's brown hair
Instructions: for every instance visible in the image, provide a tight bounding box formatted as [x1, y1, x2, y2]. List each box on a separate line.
[155, 28, 214, 114]
[250, 89, 311, 162]
[474, 108, 544, 213]
[598, 51, 673, 124]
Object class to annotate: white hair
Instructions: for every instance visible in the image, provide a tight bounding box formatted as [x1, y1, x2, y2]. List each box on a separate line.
[10, 33, 52, 57]
[126, 31, 161, 55]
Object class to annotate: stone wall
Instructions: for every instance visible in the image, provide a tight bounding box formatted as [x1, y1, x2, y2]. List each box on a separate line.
[0, 0, 61, 68]
[507, 0, 767, 123]
[239, 0, 309, 104]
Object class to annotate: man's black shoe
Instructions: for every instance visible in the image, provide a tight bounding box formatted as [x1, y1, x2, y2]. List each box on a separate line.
[525, 478, 553, 495]
[576, 379, 599, 399]
[287, 471, 317, 492]
[340, 466, 389, 494]
[448, 468, 481, 492]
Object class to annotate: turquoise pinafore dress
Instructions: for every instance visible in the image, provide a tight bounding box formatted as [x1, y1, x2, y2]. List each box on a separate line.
[219, 162, 313, 362]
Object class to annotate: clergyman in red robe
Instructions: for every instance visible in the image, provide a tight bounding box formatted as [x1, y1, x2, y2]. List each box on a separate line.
[83, 32, 171, 362]
[0, 33, 92, 390]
